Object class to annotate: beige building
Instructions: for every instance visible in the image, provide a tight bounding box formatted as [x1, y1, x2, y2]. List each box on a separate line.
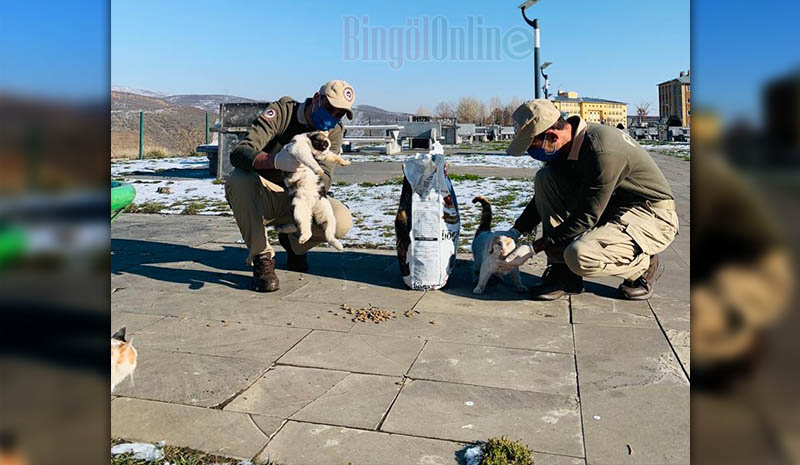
[658, 70, 691, 127]
[551, 91, 628, 128]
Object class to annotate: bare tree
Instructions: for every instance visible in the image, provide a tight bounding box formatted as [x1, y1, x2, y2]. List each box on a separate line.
[434, 101, 456, 119]
[456, 97, 482, 124]
[636, 102, 651, 126]
[415, 105, 431, 116]
[488, 96, 503, 116]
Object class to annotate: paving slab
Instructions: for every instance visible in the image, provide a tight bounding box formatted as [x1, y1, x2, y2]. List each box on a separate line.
[129, 316, 310, 362]
[409, 341, 576, 395]
[261, 421, 464, 465]
[110, 311, 165, 333]
[574, 325, 688, 393]
[112, 349, 266, 407]
[381, 379, 584, 457]
[350, 311, 574, 353]
[291, 373, 402, 430]
[111, 397, 267, 459]
[278, 330, 425, 376]
[224, 366, 349, 418]
[580, 383, 690, 465]
[413, 262, 570, 322]
[648, 293, 691, 332]
[570, 292, 657, 328]
[113, 287, 356, 332]
[282, 274, 423, 312]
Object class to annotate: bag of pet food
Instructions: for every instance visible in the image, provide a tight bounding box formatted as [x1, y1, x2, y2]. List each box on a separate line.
[395, 142, 460, 290]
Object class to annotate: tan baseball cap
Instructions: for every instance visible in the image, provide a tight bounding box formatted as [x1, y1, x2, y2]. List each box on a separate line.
[319, 80, 356, 119]
[506, 99, 561, 156]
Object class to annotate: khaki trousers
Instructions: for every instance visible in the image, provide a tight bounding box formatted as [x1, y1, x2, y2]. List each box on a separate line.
[225, 168, 352, 265]
[534, 167, 679, 281]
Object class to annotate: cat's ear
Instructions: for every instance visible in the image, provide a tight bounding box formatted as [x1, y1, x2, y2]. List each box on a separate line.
[112, 327, 127, 342]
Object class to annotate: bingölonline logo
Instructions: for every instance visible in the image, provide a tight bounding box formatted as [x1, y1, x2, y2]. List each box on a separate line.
[343, 15, 533, 69]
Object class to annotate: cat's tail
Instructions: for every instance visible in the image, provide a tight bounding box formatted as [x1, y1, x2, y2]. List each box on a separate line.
[472, 196, 492, 236]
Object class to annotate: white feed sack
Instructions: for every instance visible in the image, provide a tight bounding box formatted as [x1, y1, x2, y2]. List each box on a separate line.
[396, 143, 460, 290]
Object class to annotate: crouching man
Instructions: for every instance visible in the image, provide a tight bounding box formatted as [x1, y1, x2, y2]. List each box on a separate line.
[225, 80, 356, 292]
[500, 99, 679, 300]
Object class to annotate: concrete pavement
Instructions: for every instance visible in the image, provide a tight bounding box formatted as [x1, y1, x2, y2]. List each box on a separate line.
[111, 153, 690, 465]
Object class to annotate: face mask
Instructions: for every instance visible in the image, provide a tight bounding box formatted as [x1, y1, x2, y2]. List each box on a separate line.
[311, 101, 341, 131]
[527, 135, 559, 162]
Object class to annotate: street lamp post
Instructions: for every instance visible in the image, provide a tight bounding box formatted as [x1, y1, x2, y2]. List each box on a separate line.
[519, 0, 543, 99]
[540, 61, 552, 99]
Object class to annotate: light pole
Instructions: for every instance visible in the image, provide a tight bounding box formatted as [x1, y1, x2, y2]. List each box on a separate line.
[519, 0, 543, 98]
[540, 61, 552, 99]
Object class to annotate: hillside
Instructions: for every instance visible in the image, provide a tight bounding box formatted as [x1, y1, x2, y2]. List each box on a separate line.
[110, 88, 410, 158]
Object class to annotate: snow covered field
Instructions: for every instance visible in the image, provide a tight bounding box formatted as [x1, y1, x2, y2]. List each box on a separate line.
[112, 155, 536, 249]
[344, 153, 542, 168]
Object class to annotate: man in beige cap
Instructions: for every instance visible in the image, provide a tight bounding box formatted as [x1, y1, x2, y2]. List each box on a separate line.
[225, 80, 356, 292]
[499, 99, 679, 300]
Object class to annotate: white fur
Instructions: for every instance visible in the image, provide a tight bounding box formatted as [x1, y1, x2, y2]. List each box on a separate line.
[111, 338, 137, 393]
[276, 133, 350, 250]
[471, 232, 525, 294]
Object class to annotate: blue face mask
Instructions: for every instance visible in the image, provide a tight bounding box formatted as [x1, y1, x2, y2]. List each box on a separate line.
[311, 102, 341, 131]
[527, 145, 559, 163]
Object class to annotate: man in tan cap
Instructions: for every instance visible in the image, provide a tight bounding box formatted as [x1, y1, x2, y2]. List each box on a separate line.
[225, 80, 356, 292]
[499, 99, 679, 300]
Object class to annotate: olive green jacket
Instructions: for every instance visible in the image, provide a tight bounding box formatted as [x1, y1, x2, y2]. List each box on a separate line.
[230, 97, 344, 193]
[514, 116, 674, 248]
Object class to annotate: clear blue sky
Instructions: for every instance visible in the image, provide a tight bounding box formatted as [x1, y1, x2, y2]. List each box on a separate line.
[692, 0, 800, 123]
[110, 0, 689, 115]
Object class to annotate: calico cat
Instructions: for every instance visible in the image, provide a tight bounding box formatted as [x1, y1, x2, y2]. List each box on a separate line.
[111, 327, 137, 393]
[275, 131, 349, 250]
[471, 196, 525, 294]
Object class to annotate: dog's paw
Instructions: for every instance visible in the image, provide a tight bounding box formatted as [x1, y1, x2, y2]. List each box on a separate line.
[472, 286, 484, 295]
[330, 239, 344, 251]
[298, 233, 311, 244]
[340, 159, 351, 166]
[313, 168, 324, 176]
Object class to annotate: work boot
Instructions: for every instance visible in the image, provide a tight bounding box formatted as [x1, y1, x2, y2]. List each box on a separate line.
[619, 254, 664, 300]
[278, 233, 308, 273]
[528, 263, 584, 301]
[252, 253, 280, 292]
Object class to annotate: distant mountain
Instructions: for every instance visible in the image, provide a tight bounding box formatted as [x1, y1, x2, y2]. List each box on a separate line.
[350, 104, 411, 126]
[162, 94, 257, 113]
[111, 86, 169, 98]
[110, 88, 411, 157]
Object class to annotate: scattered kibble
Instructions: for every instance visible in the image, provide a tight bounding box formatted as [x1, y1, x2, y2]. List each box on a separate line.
[340, 302, 396, 324]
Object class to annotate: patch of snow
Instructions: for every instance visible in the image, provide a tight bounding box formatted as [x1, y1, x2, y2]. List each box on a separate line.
[344, 153, 542, 168]
[464, 401, 474, 406]
[110, 442, 165, 461]
[113, 156, 536, 249]
[593, 415, 601, 421]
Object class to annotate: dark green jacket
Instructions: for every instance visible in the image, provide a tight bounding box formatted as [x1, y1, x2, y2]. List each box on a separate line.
[514, 117, 674, 248]
[230, 97, 344, 193]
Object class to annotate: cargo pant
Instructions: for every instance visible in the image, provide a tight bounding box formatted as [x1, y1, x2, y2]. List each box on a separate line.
[534, 166, 679, 281]
[225, 168, 352, 265]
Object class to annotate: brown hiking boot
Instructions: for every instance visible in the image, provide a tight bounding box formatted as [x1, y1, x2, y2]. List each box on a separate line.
[278, 233, 308, 272]
[619, 255, 664, 300]
[252, 253, 280, 292]
[528, 263, 584, 301]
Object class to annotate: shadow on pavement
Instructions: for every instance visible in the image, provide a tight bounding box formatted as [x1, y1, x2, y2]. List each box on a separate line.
[112, 238, 620, 298]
